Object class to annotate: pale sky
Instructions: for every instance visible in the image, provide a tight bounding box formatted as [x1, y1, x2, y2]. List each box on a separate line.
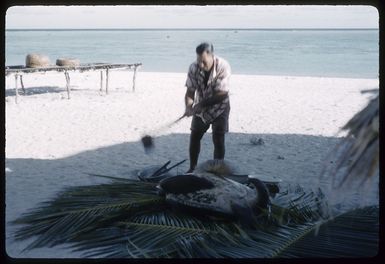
[6, 5, 378, 29]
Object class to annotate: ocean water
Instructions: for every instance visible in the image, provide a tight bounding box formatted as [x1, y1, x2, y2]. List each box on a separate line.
[5, 29, 379, 78]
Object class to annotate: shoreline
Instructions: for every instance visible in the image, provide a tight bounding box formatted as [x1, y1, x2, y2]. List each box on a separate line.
[4, 68, 379, 81]
[137, 71, 379, 80]
[6, 28, 379, 31]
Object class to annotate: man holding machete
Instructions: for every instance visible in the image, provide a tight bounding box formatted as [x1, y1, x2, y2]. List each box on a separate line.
[184, 42, 231, 173]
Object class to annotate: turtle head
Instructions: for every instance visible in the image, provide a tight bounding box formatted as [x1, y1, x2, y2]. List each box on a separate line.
[248, 177, 270, 214]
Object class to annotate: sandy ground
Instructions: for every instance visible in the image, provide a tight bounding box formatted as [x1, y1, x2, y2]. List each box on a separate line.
[5, 69, 379, 258]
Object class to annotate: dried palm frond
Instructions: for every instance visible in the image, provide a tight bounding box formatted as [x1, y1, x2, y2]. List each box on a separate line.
[321, 94, 379, 188]
[276, 205, 379, 258]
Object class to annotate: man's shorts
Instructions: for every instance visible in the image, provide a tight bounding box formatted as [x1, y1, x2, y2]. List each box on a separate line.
[190, 106, 230, 134]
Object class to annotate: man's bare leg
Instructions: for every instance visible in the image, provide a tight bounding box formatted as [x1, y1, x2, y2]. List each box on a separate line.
[213, 132, 225, 159]
[188, 130, 205, 173]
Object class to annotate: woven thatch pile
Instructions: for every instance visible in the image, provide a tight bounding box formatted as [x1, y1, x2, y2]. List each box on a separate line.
[56, 58, 80, 67]
[25, 53, 51, 68]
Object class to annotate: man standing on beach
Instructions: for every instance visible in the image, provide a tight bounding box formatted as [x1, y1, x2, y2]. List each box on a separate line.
[184, 42, 231, 173]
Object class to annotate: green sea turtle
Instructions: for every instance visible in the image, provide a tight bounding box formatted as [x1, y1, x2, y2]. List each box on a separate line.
[157, 160, 274, 226]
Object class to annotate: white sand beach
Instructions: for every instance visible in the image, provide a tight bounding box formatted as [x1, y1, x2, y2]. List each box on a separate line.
[5, 70, 379, 258]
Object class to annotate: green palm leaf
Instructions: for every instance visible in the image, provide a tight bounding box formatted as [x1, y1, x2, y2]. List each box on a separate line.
[276, 206, 379, 257]
[320, 94, 379, 188]
[12, 180, 164, 251]
[11, 176, 377, 258]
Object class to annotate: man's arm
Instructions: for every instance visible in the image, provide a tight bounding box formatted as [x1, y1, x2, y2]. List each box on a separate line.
[185, 89, 195, 108]
[184, 63, 199, 116]
[184, 88, 195, 116]
[196, 90, 228, 108]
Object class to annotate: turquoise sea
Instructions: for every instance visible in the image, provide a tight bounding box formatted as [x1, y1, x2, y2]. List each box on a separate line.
[5, 29, 379, 78]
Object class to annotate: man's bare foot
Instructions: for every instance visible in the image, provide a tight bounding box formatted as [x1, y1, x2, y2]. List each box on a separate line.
[186, 168, 195, 173]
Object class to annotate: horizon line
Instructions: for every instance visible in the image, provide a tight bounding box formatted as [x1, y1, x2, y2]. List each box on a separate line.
[6, 27, 379, 31]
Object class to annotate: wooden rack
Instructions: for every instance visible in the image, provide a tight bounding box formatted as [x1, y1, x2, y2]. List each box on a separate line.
[6, 63, 142, 103]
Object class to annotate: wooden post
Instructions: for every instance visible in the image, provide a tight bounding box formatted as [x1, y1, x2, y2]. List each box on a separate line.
[67, 72, 71, 88]
[106, 68, 109, 94]
[15, 74, 19, 104]
[20, 75, 26, 94]
[100, 70, 103, 92]
[64, 71, 71, 99]
[132, 66, 137, 92]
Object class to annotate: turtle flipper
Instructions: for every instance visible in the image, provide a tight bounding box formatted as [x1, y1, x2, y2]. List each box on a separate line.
[264, 183, 280, 197]
[231, 203, 256, 229]
[248, 177, 270, 212]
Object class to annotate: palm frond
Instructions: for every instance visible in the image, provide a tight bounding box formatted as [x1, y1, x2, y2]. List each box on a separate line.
[66, 208, 318, 258]
[321, 94, 379, 188]
[12, 180, 164, 251]
[276, 206, 379, 257]
[269, 184, 330, 225]
[69, 216, 253, 257]
[84, 172, 135, 182]
[14, 181, 327, 257]
[12, 176, 377, 258]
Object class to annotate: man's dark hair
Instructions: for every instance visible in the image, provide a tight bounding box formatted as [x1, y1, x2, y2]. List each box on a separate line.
[196, 42, 214, 55]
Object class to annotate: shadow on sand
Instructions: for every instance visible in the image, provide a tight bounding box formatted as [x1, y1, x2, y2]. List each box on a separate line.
[6, 132, 341, 215]
[6, 132, 380, 258]
[5, 86, 65, 97]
